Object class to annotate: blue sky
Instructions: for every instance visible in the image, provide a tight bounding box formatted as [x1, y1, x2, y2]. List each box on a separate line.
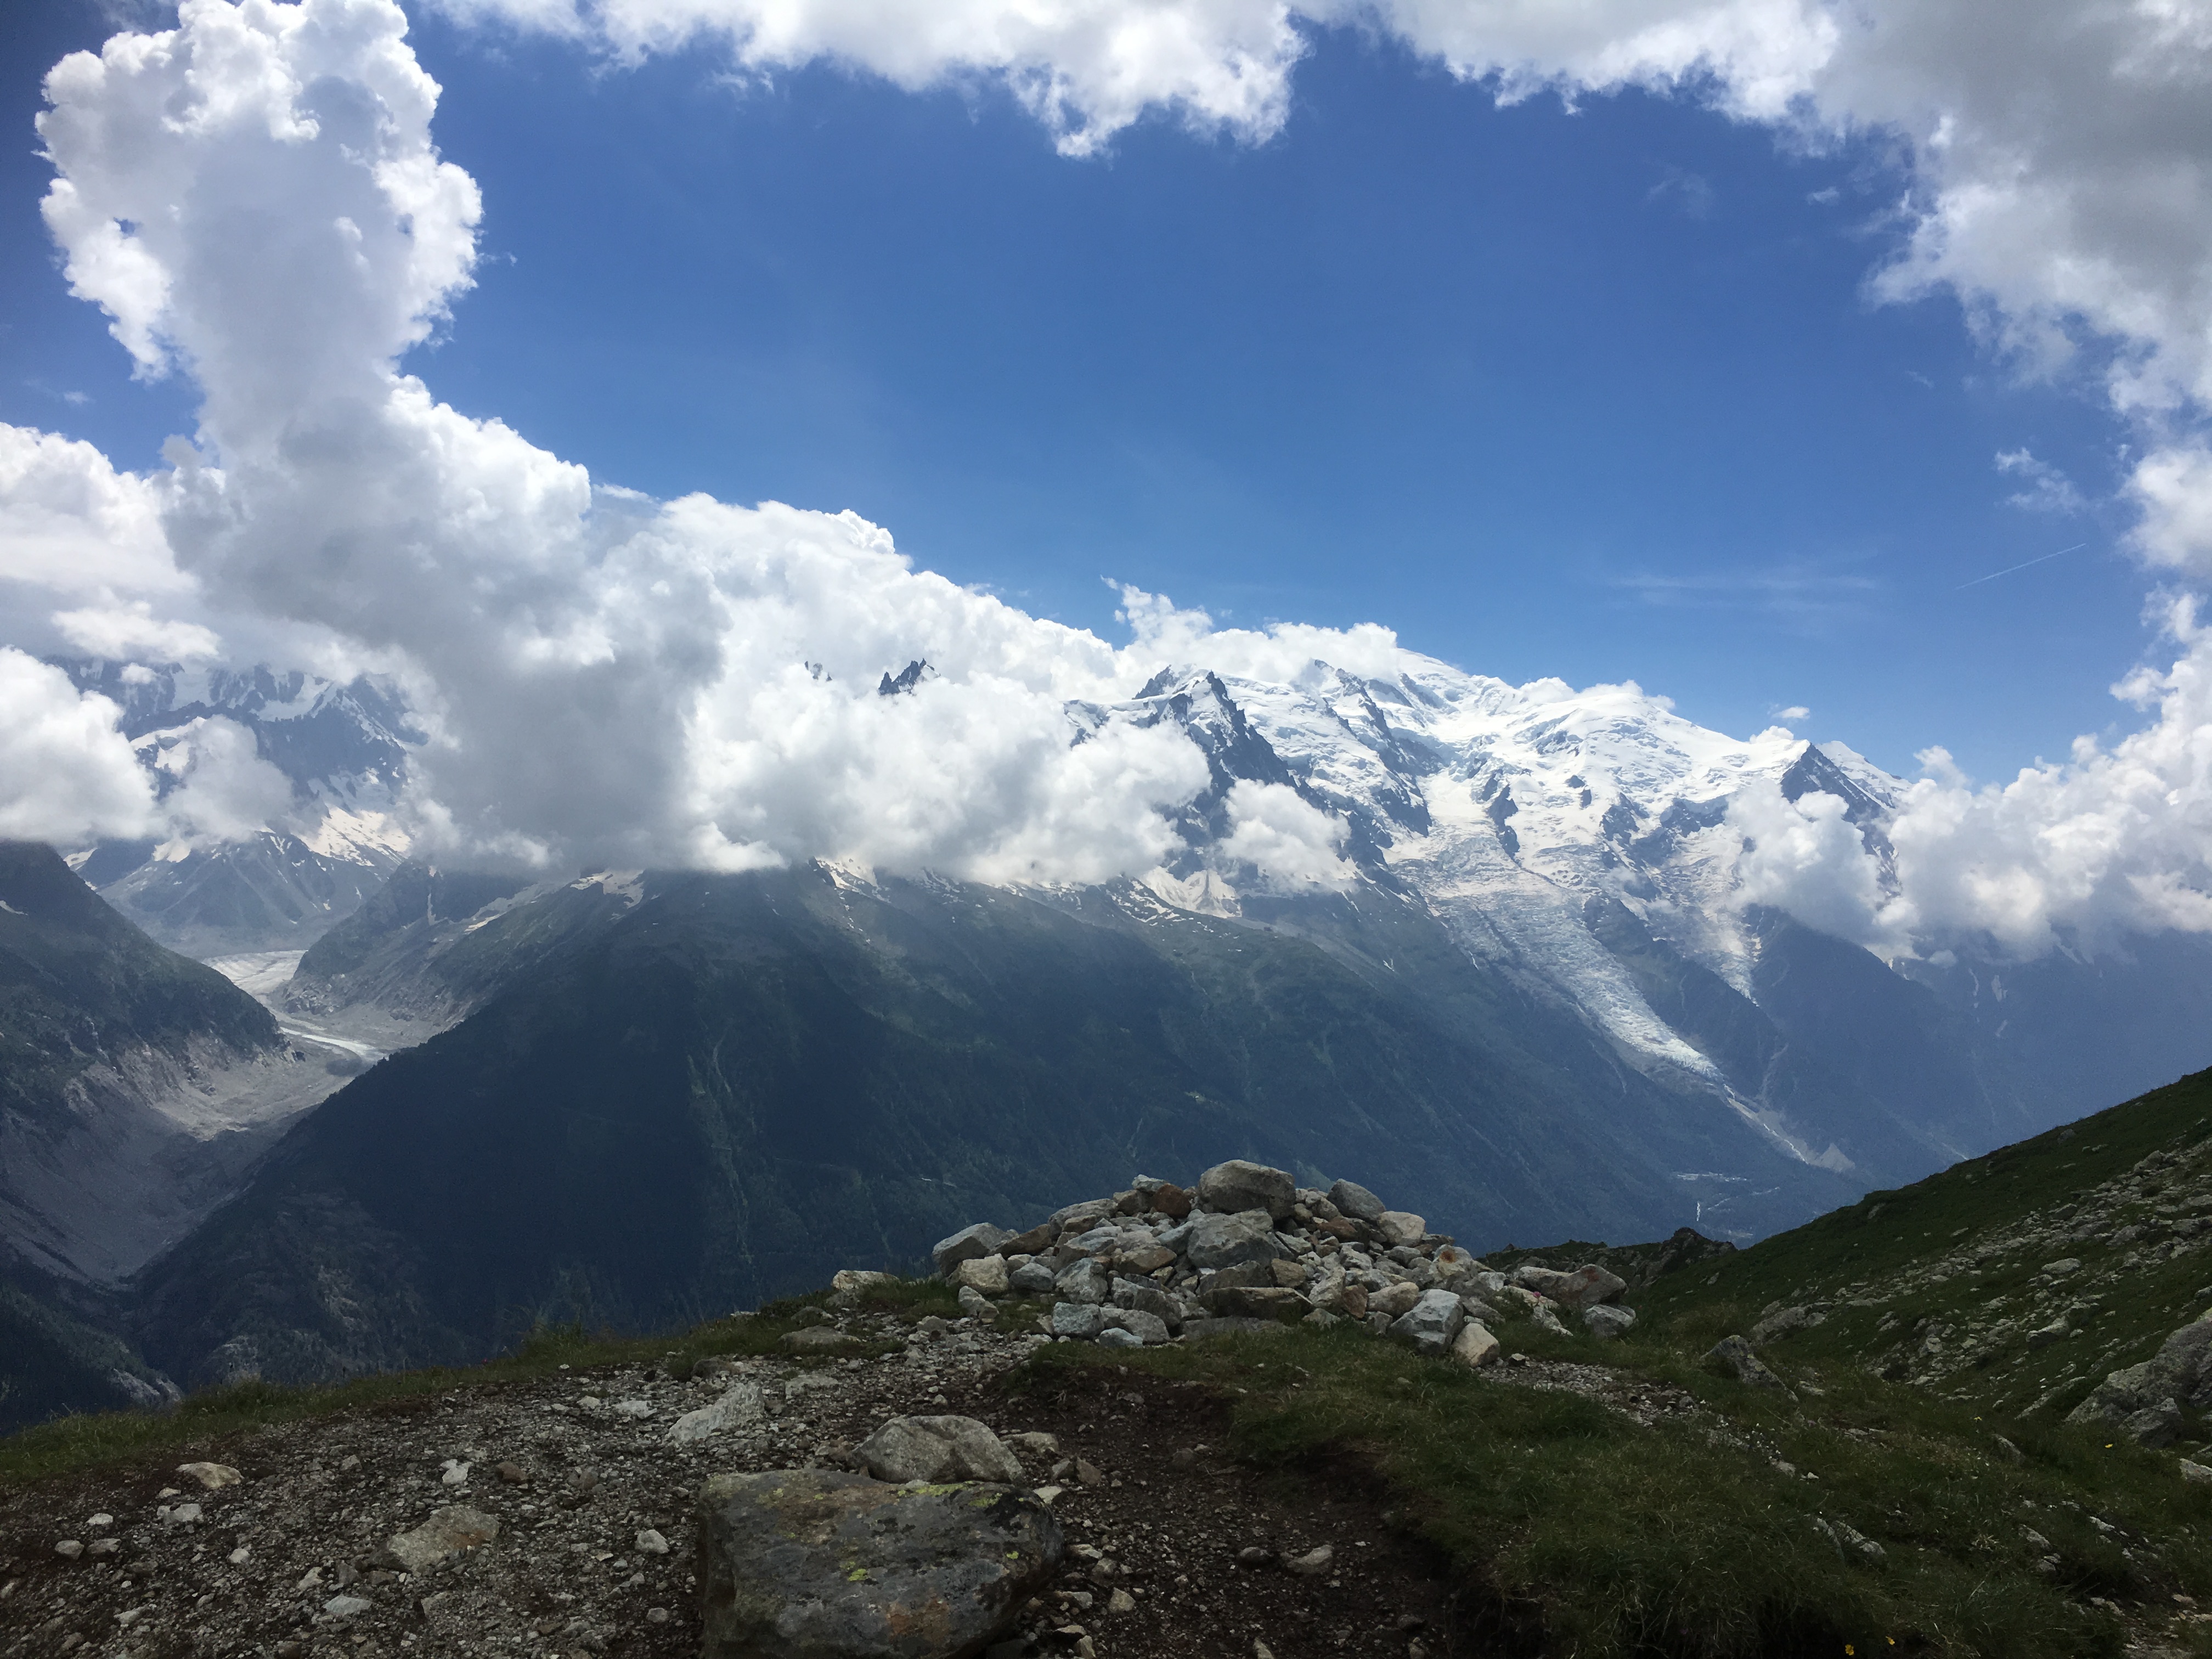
[0, 0, 2149, 782]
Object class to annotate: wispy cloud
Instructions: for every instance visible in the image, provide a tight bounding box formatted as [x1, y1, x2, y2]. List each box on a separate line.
[1646, 164, 1716, 221]
[1995, 448, 2087, 515]
[1612, 562, 1881, 626]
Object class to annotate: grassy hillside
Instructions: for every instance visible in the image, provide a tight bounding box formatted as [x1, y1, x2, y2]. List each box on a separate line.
[1630, 1063, 2212, 1430]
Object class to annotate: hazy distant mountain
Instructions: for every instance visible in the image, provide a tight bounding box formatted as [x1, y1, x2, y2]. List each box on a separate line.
[60, 662, 416, 958]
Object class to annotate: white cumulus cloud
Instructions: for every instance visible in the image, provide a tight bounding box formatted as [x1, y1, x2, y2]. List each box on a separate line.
[16, 0, 2212, 966]
[0, 650, 158, 844]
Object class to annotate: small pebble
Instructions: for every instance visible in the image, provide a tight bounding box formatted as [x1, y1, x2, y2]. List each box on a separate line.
[55, 1541, 84, 1560]
[645, 1607, 670, 1626]
[635, 1529, 669, 1555]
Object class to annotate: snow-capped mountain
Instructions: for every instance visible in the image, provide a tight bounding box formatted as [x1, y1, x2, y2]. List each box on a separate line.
[53, 643, 2212, 1226]
[58, 662, 416, 958]
[1096, 654, 2212, 1195]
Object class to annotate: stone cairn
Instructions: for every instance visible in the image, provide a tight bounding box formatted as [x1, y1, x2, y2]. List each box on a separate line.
[928, 1159, 1635, 1369]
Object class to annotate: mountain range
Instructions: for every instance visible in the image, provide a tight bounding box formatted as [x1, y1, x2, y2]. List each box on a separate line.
[4, 644, 2210, 1421]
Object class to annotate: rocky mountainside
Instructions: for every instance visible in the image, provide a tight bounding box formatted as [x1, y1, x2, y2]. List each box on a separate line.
[126, 862, 1856, 1392]
[0, 845, 365, 1431]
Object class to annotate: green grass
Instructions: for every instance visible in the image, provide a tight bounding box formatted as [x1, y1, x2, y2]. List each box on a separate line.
[1022, 1314, 2212, 1658]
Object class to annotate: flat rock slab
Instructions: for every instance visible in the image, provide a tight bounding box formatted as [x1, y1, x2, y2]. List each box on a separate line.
[376, 1504, 500, 1573]
[698, 1469, 1062, 1659]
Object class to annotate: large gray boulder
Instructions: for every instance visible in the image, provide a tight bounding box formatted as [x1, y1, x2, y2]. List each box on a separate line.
[1101, 1306, 1172, 1345]
[698, 1469, 1062, 1659]
[1198, 1285, 1310, 1323]
[1051, 1301, 1108, 1340]
[1512, 1263, 1628, 1308]
[669, 1382, 766, 1446]
[1583, 1304, 1636, 1340]
[2069, 1312, 2212, 1431]
[1185, 1209, 1280, 1269]
[1195, 1161, 1296, 1220]
[1388, 1288, 1466, 1356]
[1049, 1198, 1117, 1229]
[1111, 1277, 1178, 1324]
[1007, 1259, 1059, 1295]
[1375, 1211, 1428, 1248]
[854, 1416, 1025, 1485]
[1053, 1259, 1113, 1304]
[932, 1223, 1012, 1278]
[1326, 1179, 1386, 1222]
[1709, 1335, 1793, 1394]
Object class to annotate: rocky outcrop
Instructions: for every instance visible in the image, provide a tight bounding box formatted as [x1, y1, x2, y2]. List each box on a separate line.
[2067, 1310, 2212, 1440]
[926, 1160, 1633, 1370]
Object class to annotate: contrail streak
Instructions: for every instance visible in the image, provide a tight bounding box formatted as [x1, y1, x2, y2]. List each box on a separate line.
[1954, 543, 2086, 590]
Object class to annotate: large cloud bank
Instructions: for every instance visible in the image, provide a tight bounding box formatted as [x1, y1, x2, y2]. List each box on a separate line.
[2, 0, 2211, 964]
[5, 0, 1255, 882]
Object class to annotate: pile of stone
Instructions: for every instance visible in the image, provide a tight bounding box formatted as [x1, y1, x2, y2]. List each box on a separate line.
[929, 1160, 1634, 1370]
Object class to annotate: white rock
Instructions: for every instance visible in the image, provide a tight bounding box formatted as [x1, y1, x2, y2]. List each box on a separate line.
[1388, 1288, 1465, 1355]
[669, 1383, 766, 1445]
[1375, 1211, 1427, 1248]
[1450, 1321, 1502, 1369]
[857, 1415, 1026, 1483]
[176, 1462, 242, 1490]
[635, 1529, 670, 1555]
[951, 1255, 1011, 1296]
